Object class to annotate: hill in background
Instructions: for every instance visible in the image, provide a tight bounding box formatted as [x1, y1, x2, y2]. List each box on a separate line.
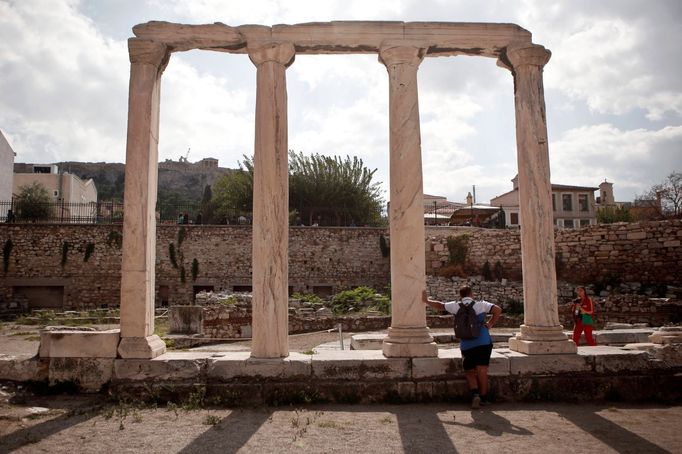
[14, 158, 235, 205]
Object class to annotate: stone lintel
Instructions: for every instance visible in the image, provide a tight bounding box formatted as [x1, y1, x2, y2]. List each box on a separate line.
[117, 335, 166, 359]
[133, 21, 245, 52]
[131, 21, 532, 57]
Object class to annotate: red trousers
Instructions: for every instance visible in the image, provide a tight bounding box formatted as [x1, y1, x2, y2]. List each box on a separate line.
[572, 320, 596, 346]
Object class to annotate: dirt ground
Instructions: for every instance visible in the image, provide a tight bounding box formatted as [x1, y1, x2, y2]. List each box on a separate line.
[0, 387, 680, 454]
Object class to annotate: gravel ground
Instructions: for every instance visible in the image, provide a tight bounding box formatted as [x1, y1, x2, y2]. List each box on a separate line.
[0, 388, 680, 454]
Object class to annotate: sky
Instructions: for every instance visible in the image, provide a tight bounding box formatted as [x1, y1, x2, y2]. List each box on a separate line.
[1, 0, 681, 205]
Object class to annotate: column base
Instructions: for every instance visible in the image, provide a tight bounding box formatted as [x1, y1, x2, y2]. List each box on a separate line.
[382, 326, 438, 358]
[509, 324, 577, 354]
[118, 335, 166, 359]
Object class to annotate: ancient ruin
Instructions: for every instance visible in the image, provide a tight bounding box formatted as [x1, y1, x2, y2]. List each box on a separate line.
[118, 21, 573, 359]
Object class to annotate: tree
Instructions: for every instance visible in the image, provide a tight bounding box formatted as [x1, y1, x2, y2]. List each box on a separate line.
[199, 184, 215, 224]
[636, 171, 682, 219]
[597, 206, 632, 224]
[212, 156, 254, 223]
[14, 182, 53, 221]
[212, 152, 385, 226]
[288, 151, 384, 226]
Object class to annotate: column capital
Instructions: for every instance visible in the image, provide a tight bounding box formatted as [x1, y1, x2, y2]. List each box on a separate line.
[378, 44, 426, 68]
[128, 38, 169, 67]
[248, 42, 295, 68]
[505, 43, 551, 69]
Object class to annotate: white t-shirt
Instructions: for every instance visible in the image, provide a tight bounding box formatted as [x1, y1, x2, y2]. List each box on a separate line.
[443, 297, 494, 350]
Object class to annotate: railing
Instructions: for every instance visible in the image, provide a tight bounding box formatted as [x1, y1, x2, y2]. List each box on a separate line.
[0, 200, 385, 226]
[0, 200, 124, 224]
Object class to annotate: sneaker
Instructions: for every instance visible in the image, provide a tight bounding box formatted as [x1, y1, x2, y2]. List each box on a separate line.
[471, 394, 481, 409]
[479, 398, 492, 406]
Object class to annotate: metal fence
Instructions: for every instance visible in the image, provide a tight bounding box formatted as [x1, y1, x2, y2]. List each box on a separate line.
[0, 200, 388, 226]
[0, 200, 125, 224]
[0, 200, 281, 226]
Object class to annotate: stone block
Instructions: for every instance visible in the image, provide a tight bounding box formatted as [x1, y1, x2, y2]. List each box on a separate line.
[169, 305, 204, 334]
[627, 231, 647, 240]
[588, 346, 651, 374]
[0, 355, 48, 382]
[114, 352, 209, 381]
[594, 329, 654, 345]
[509, 352, 591, 375]
[351, 333, 386, 350]
[488, 350, 511, 376]
[39, 329, 120, 358]
[49, 357, 114, 392]
[311, 350, 410, 380]
[509, 338, 577, 355]
[208, 352, 312, 380]
[412, 349, 461, 379]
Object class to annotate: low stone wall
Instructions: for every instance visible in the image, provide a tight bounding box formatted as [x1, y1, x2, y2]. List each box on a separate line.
[1, 220, 679, 315]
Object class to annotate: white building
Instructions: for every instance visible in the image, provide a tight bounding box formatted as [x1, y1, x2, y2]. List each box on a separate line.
[0, 130, 15, 202]
[491, 175, 598, 229]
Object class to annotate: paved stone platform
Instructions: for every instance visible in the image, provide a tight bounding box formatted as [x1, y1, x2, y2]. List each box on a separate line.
[2, 343, 680, 404]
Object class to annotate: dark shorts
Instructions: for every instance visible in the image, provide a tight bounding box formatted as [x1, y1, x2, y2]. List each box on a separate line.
[462, 344, 493, 370]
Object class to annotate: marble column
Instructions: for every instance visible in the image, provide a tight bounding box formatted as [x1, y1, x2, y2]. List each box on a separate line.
[248, 42, 295, 358]
[379, 44, 437, 358]
[504, 43, 576, 354]
[118, 39, 169, 359]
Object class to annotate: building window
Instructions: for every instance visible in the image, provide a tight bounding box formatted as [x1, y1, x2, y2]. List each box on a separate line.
[564, 219, 575, 229]
[580, 219, 590, 227]
[510, 212, 519, 225]
[578, 194, 588, 212]
[552, 194, 556, 211]
[562, 194, 573, 211]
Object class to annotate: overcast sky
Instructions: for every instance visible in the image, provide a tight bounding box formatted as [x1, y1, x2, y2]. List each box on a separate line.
[1, 0, 681, 204]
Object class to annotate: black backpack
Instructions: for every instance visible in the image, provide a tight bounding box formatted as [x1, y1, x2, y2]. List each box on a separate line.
[454, 301, 480, 340]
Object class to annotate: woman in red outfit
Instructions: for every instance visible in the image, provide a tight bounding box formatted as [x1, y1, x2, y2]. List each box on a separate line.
[572, 286, 597, 346]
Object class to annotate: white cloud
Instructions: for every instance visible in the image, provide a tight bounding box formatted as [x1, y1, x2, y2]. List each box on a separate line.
[159, 54, 255, 163]
[550, 124, 682, 197]
[0, 0, 130, 162]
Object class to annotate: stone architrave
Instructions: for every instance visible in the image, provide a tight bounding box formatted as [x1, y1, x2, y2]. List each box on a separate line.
[504, 43, 576, 354]
[379, 44, 437, 358]
[248, 42, 295, 358]
[118, 39, 169, 359]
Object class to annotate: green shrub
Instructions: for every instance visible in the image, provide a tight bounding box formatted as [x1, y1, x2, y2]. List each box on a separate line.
[3, 239, 12, 273]
[446, 235, 468, 265]
[379, 235, 390, 258]
[331, 286, 390, 315]
[177, 227, 186, 246]
[191, 258, 199, 281]
[106, 230, 122, 249]
[169, 243, 178, 268]
[84, 242, 95, 262]
[291, 292, 324, 305]
[481, 260, 492, 281]
[61, 242, 69, 267]
[493, 261, 504, 280]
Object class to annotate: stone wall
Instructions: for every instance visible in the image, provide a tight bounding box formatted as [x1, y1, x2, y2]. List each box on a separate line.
[1, 221, 680, 320]
[424, 220, 682, 286]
